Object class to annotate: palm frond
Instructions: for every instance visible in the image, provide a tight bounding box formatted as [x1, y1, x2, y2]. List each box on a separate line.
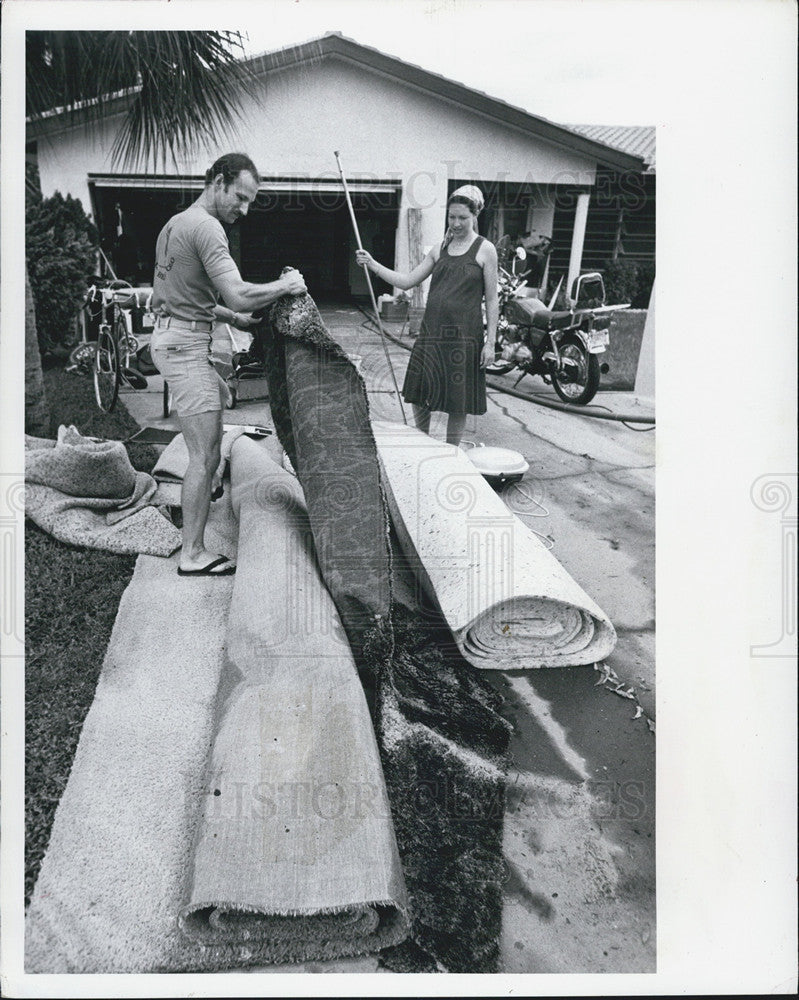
[26, 32, 132, 117]
[111, 31, 256, 170]
[27, 31, 259, 171]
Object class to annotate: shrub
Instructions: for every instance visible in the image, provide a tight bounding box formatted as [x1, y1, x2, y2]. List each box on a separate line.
[633, 260, 655, 308]
[600, 258, 656, 308]
[26, 192, 99, 353]
[602, 259, 640, 305]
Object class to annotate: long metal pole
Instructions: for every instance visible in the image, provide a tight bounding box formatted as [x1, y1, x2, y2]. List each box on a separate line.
[334, 150, 407, 424]
[98, 245, 119, 281]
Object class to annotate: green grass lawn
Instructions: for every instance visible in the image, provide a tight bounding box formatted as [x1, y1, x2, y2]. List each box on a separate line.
[25, 365, 159, 904]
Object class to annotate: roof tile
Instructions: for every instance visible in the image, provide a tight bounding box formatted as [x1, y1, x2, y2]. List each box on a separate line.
[565, 124, 656, 172]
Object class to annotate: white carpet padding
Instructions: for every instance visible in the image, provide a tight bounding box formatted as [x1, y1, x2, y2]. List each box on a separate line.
[372, 421, 617, 669]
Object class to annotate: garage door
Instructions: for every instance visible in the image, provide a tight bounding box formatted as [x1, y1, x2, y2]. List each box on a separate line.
[89, 175, 401, 302]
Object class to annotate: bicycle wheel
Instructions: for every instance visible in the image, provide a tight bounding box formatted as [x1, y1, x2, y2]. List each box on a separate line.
[93, 323, 120, 412]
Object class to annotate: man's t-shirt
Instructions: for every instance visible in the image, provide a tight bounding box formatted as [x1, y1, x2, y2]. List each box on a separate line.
[152, 204, 238, 323]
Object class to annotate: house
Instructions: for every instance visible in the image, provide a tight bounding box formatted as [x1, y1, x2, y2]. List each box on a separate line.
[27, 32, 654, 305]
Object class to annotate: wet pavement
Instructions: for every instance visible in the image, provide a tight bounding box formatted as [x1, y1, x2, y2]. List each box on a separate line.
[120, 303, 656, 973]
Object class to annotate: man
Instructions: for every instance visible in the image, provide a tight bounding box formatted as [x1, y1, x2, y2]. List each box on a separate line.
[150, 152, 306, 576]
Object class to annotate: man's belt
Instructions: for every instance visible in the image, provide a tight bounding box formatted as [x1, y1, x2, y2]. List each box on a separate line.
[155, 315, 215, 332]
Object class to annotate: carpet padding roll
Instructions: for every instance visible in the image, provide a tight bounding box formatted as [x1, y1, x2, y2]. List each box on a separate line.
[371, 420, 617, 669]
[179, 436, 409, 959]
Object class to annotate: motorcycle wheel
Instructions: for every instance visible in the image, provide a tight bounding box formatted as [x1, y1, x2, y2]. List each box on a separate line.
[551, 337, 600, 405]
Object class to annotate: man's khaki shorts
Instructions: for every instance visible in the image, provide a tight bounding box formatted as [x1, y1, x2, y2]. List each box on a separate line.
[150, 327, 232, 417]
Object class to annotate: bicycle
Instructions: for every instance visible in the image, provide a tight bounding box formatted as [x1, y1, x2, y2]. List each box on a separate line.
[72, 278, 154, 412]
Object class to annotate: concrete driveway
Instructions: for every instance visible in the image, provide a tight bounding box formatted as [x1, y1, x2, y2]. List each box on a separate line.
[119, 303, 656, 973]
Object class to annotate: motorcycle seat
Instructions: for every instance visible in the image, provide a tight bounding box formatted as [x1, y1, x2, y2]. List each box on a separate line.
[529, 308, 576, 331]
[505, 296, 575, 331]
[504, 296, 548, 324]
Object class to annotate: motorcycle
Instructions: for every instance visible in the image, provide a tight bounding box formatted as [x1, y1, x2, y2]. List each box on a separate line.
[486, 250, 629, 405]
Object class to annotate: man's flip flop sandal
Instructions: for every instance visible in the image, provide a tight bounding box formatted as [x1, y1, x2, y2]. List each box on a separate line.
[177, 556, 236, 577]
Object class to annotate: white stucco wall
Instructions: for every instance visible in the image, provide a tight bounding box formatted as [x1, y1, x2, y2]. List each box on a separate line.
[228, 58, 594, 187]
[35, 114, 129, 218]
[34, 55, 597, 279]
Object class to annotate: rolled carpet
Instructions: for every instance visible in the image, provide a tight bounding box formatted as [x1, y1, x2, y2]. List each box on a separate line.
[179, 435, 410, 959]
[371, 420, 617, 669]
[24, 444, 404, 972]
[261, 295, 513, 972]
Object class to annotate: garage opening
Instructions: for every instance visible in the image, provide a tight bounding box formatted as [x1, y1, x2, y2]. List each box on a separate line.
[88, 176, 400, 305]
[241, 183, 399, 304]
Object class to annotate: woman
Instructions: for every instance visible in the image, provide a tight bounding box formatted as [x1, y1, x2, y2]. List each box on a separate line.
[356, 185, 498, 446]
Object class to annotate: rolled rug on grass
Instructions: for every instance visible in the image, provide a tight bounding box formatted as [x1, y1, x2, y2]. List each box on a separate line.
[24, 442, 404, 972]
[24, 426, 180, 557]
[372, 420, 617, 669]
[179, 434, 410, 960]
[25, 507, 239, 972]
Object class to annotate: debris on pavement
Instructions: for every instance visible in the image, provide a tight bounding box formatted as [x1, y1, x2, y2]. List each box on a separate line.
[593, 662, 651, 718]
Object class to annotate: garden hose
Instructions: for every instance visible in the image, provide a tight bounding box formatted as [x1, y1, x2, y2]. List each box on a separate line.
[484, 376, 655, 425]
